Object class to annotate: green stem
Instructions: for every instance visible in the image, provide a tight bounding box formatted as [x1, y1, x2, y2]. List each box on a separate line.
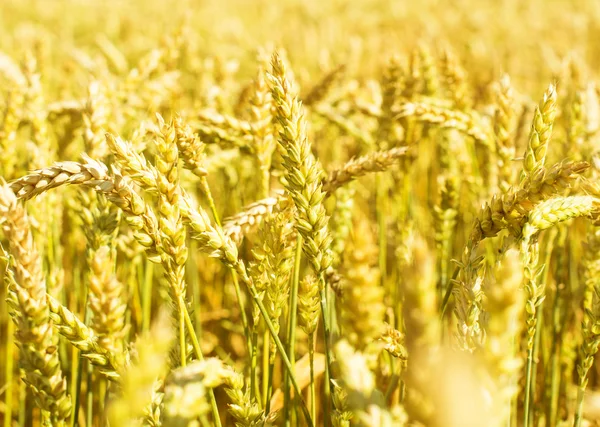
[440, 266, 460, 318]
[73, 346, 84, 427]
[251, 289, 314, 427]
[545, 231, 559, 427]
[4, 315, 14, 427]
[251, 328, 261, 404]
[231, 271, 251, 355]
[523, 305, 544, 427]
[262, 331, 270, 407]
[309, 333, 316, 423]
[142, 260, 154, 332]
[574, 384, 586, 427]
[83, 295, 93, 426]
[69, 346, 79, 427]
[319, 280, 333, 427]
[523, 346, 534, 427]
[265, 360, 275, 414]
[200, 177, 221, 227]
[179, 299, 187, 367]
[86, 361, 93, 427]
[385, 374, 401, 404]
[284, 234, 302, 423]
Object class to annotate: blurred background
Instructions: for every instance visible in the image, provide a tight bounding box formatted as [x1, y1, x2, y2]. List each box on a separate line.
[2, 0, 599, 97]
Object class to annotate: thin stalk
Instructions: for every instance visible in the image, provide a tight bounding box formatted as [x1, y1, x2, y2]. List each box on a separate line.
[400, 380, 406, 403]
[319, 280, 333, 427]
[130, 261, 143, 332]
[284, 234, 302, 424]
[265, 361, 275, 414]
[308, 333, 316, 423]
[84, 297, 93, 426]
[440, 266, 460, 317]
[69, 346, 80, 427]
[179, 304, 186, 367]
[189, 240, 203, 343]
[142, 259, 154, 332]
[74, 347, 85, 427]
[384, 357, 401, 403]
[524, 304, 544, 427]
[86, 362, 93, 427]
[532, 308, 543, 423]
[200, 177, 221, 227]
[549, 337, 560, 427]
[524, 238, 553, 427]
[251, 329, 261, 404]
[251, 289, 314, 427]
[385, 377, 401, 405]
[231, 270, 251, 355]
[575, 387, 585, 427]
[4, 316, 14, 427]
[524, 345, 534, 427]
[387, 352, 396, 403]
[439, 230, 453, 300]
[262, 331, 270, 407]
[327, 287, 338, 339]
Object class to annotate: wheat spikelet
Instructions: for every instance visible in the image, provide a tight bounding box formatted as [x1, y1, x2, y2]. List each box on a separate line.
[223, 146, 410, 244]
[47, 294, 124, 380]
[376, 56, 402, 149]
[439, 47, 469, 109]
[10, 157, 162, 261]
[493, 74, 516, 190]
[249, 208, 295, 358]
[0, 184, 72, 422]
[174, 115, 208, 178]
[525, 195, 599, 233]
[393, 102, 491, 147]
[268, 51, 333, 277]
[322, 146, 410, 194]
[222, 189, 287, 243]
[248, 64, 275, 197]
[470, 160, 589, 245]
[303, 64, 346, 107]
[521, 84, 557, 182]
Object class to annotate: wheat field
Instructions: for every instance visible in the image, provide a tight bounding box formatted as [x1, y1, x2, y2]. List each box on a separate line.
[3, 0, 600, 426]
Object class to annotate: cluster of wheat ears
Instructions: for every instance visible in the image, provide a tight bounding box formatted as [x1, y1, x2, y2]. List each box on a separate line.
[5, 1, 600, 426]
